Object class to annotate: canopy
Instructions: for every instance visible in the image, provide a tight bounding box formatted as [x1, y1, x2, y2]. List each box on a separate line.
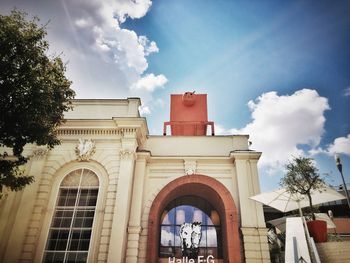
[250, 186, 345, 216]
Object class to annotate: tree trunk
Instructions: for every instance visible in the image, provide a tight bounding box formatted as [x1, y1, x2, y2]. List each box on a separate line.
[307, 192, 315, 220]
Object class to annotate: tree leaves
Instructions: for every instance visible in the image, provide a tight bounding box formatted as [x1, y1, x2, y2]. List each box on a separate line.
[0, 10, 75, 194]
[280, 156, 325, 220]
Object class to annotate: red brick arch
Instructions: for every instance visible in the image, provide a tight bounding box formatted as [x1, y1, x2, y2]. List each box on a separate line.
[146, 174, 242, 263]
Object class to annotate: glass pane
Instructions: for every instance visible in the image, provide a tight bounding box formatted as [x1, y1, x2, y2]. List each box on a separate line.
[78, 189, 98, 206]
[47, 230, 69, 250]
[43, 252, 65, 263]
[174, 226, 181, 247]
[199, 225, 207, 247]
[76, 210, 95, 218]
[58, 189, 78, 206]
[68, 230, 91, 251]
[160, 226, 175, 246]
[161, 208, 175, 225]
[73, 217, 94, 228]
[66, 252, 88, 263]
[207, 227, 218, 247]
[175, 206, 187, 225]
[52, 210, 73, 228]
[73, 209, 94, 228]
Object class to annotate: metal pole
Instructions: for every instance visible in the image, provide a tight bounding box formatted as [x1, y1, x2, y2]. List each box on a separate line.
[339, 170, 350, 210]
[335, 154, 350, 210]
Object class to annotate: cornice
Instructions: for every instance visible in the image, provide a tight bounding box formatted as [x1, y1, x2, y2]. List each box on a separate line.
[56, 116, 148, 147]
[113, 117, 149, 146]
[57, 128, 122, 136]
[230, 150, 262, 160]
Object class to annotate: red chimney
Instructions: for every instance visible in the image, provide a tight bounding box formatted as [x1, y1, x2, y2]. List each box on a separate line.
[163, 92, 215, 136]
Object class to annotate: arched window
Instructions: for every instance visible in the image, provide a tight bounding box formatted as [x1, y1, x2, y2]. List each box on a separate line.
[42, 169, 99, 263]
[159, 196, 222, 259]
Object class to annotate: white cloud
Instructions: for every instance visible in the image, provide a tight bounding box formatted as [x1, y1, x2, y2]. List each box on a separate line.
[327, 135, 350, 155]
[313, 134, 350, 156]
[131, 74, 168, 92]
[232, 89, 330, 170]
[343, 87, 350, 97]
[75, 18, 90, 28]
[114, 0, 152, 23]
[61, 0, 162, 90]
[138, 36, 159, 55]
[139, 105, 151, 115]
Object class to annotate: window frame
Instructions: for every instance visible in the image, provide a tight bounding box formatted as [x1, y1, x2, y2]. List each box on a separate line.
[42, 169, 99, 263]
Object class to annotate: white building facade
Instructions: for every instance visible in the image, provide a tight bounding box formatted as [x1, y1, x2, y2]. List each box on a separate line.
[0, 98, 270, 263]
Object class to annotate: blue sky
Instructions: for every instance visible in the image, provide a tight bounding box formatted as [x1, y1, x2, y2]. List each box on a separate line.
[1, 0, 349, 191]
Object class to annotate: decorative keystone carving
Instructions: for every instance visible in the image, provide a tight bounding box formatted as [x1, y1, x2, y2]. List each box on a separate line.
[75, 138, 96, 161]
[184, 160, 197, 175]
[120, 149, 135, 160]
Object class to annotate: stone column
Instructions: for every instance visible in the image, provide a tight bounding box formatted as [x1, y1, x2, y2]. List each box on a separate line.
[126, 152, 149, 263]
[231, 151, 270, 263]
[107, 138, 137, 263]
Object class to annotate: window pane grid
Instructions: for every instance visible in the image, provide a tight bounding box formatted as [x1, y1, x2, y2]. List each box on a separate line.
[43, 169, 98, 263]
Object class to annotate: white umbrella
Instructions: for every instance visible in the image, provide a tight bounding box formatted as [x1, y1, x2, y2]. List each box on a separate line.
[250, 186, 345, 217]
[268, 213, 336, 232]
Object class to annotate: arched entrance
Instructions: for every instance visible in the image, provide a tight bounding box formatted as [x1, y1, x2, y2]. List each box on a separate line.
[146, 174, 242, 263]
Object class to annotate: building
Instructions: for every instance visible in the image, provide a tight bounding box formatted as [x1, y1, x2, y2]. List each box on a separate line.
[0, 94, 270, 263]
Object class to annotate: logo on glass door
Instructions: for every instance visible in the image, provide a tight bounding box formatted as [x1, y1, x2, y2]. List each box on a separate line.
[179, 222, 202, 258]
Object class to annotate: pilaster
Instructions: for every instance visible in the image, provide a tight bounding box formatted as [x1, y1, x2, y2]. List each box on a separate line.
[126, 151, 150, 263]
[107, 135, 137, 263]
[241, 227, 270, 263]
[231, 151, 265, 227]
[231, 151, 270, 263]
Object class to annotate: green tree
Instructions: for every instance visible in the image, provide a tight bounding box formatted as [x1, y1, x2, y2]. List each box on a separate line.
[280, 156, 325, 220]
[0, 10, 75, 196]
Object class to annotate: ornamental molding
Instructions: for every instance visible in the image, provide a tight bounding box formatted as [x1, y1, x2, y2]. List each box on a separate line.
[58, 128, 122, 136]
[184, 160, 197, 175]
[31, 148, 49, 159]
[120, 149, 136, 160]
[75, 138, 96, 161]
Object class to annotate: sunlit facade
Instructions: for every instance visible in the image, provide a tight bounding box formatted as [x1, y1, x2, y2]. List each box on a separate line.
[0, 98, 270, 263]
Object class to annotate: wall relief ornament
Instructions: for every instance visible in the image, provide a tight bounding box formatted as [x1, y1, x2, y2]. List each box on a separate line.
[75, 139, 96, 161]
[31, 148, 49, 159]
[120, 149, 136, 160]
[184, 160, 197, 175]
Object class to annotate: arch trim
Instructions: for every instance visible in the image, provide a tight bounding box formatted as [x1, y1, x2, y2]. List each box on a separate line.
[146, 174, 242, 263]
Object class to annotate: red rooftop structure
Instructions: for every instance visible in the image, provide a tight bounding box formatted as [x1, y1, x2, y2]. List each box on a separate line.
[163, 91, 215, 136]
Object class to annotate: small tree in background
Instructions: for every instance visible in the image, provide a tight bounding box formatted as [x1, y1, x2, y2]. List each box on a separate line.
[280, 156, 325, 220]
[0, 10, 75, 196]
